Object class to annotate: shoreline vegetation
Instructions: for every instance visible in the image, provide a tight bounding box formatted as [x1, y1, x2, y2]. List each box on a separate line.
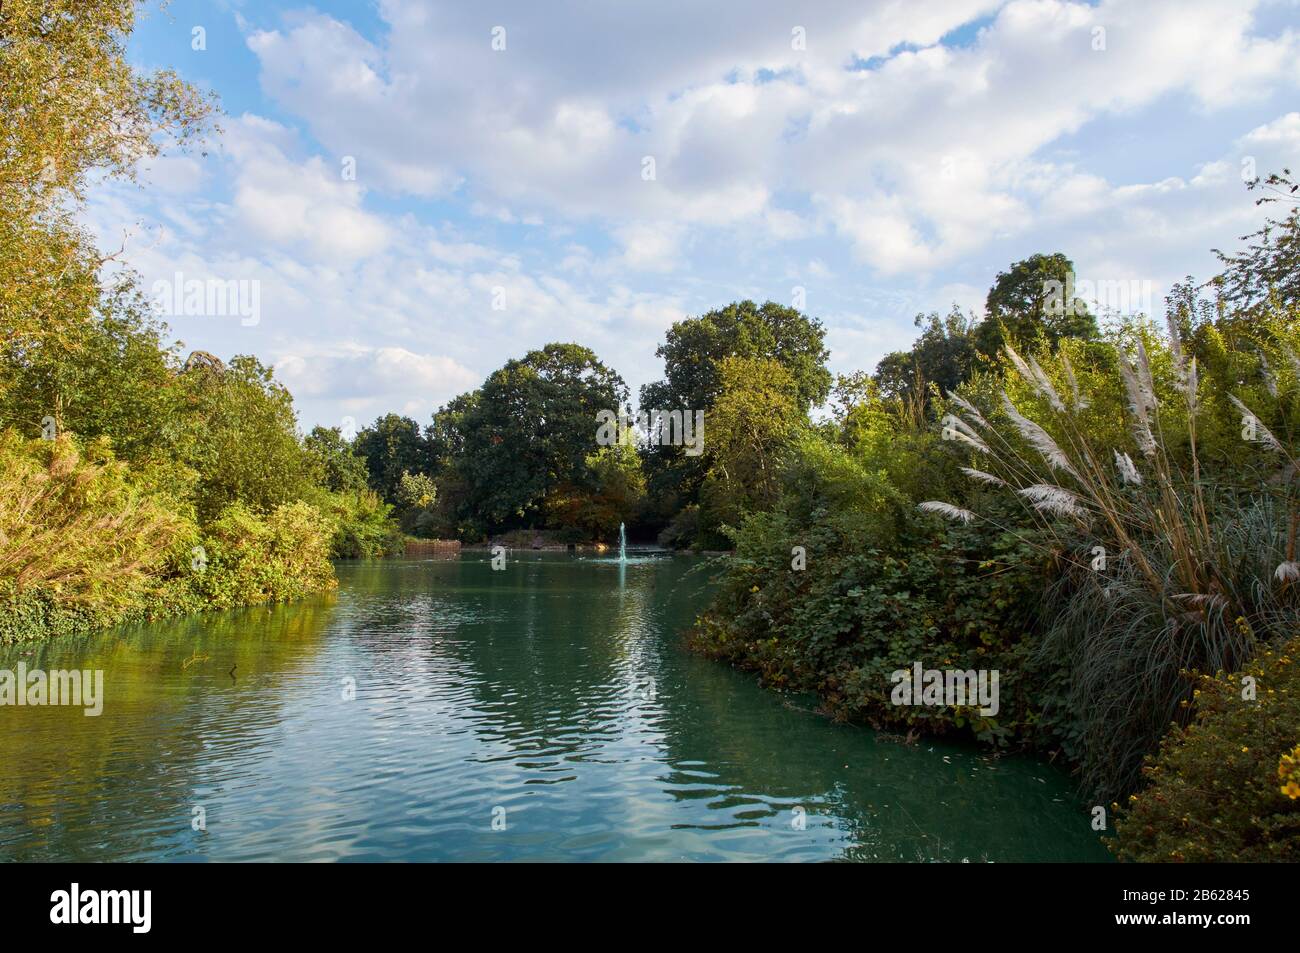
[3, 2, 1298, 862]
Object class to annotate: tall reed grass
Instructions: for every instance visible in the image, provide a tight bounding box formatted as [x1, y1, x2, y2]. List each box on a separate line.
[922, 329, 1300, 798]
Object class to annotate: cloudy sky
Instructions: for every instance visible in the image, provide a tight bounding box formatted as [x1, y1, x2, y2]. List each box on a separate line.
[92, 0, 1300, 431]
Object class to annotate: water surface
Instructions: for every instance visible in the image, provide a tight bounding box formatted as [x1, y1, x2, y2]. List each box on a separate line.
[0, 553, 1109, 862]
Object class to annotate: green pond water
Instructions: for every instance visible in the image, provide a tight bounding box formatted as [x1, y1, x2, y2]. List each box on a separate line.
[0, 553, 1110, 862]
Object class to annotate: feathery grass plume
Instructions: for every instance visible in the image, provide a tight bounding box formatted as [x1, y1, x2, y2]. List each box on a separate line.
[1135, 340, 1158, 412]
[1119, 358, 1158, 458]
[1228, 394, 1284, 452]
[918, 501, 976, 523]
[1003, 342, 1035, 384]
[943, 425, 990, 454]
[1041, 497, 1298, 801]
[1004, 344, 1065, 410]
[1276, 561, 1300, 584]
[1017, 483, 1088, 519]
[961, 467, 1007, 487]
[999, 393, 1079, 477]
[1260, 352, 1280, 397]
[1165, 310, 1185, 378]
[1283, 344, 1300, 382]
[941, 411, 981, 440]
[1185, 357, 1199, 415]
[1060, 349, 1087, 409]
[1028, 355, 1066, 411]
[1114, 450, 1142, 485]
[946, 390, 989, 430]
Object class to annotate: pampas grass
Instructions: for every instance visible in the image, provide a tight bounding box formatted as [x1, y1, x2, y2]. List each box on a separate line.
[931, 331, 1300, 800]
[918, 500, 976, 523]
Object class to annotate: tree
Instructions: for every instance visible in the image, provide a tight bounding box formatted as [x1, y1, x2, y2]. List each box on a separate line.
[641, 300, 831, 416]
[976, 253, 1097, 357]
[454, 343, 629, 533]
[639, 300, 831, 519]
[305, 426, 369, 494]
[698, 356, 804, 541]
[1212, 168, 1300, 318]
[0, 0, 215, 214]
[354, 414, 429, 504]
[0, 275, 191, 461]
[180, 356, 317, 522]
[873, 307, 980, 407]
[0, 0, 215, 439]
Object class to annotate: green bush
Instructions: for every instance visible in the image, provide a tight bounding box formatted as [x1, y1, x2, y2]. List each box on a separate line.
[0, 433, 193, 642]
[692, 496, 1053, 747]
[1110, 638, 1300, 862]
[191, 501, 337, 609]
[310, 487, 405, 558]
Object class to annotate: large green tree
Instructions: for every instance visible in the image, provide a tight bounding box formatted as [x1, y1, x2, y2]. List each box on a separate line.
[873, 307, 981, 407]
[697, 356, 803, 541]
[0, 0, 214, 439]
[639, 300, 831, 522]
[305, 425, 369, 494]
[180, 356, 317, 523]
[975, 253, 1097, 357]
[436, 343, 630, 537]
[354, 414, 430, 504]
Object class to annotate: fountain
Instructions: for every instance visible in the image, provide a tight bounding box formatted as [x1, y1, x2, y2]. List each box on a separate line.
[618, 522, 627, 563]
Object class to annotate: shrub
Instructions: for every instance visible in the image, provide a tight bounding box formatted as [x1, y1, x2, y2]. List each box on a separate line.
[310, 488, 405, 558]
[0, 433, 191, 641]
[1109, 638, 1300, 862]
[192, 501, 337, 608]
[691, 497, 1053, 747]
[657, 503, 702, 550]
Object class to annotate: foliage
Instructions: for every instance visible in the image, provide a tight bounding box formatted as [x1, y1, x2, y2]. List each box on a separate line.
[0, 0, 215, 214]
[695, 357, 804, 547]
[0, 1, 393, 645]
[305, 425, 369, 493]
[920, 315, 1300, 800]
[431, 342, 633, 539]
[1211, 168, 1300, 319]
[975, 252, 1097, 357]
[355, 414, 430, 504]
[178, 355, 320, 523]
[0, 432, 190, 633]
[639, 300, 831, 523]
[191, 501, 337, 609]
[874, 307, 982, 406]
[1109, 639, 1300, 862]
[692, 496, 1050, 747]
[0, 0, 214, 445]
[542, 444, 646, 542]
[308, 487, 405, 559]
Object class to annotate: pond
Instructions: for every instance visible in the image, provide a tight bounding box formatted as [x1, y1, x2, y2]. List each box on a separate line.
[0, 553, 1110, 862]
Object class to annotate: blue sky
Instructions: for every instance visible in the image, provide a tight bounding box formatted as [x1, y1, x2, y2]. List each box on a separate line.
[91, 0, 1300, 430]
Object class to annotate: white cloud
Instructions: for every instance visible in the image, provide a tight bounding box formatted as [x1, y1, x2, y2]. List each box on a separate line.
[81, 1, 1300, 425]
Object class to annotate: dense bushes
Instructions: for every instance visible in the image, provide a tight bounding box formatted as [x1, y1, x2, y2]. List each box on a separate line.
[0, 1, 401, 644]
[0, 432, 345, 643]
[311, 488, 406, 559]
[692, 494, 1052, 746]
[685, 199, 1300, 834]
[0, 433, 189, 635]
[190, 502, 337, 609]
[1110, 639, 1300, 862]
